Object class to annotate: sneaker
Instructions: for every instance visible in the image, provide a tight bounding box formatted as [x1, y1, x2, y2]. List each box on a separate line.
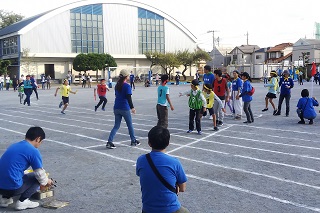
[131, 140, 141, 146]
[286, 114, 289, 117]
[217, 121, 223, 126]
[298, 120, 305, 124]
[274, 111, 281, 116]
[197, 131, 202, 135]
[234, 115, 241, 120]
[101, 108, 105, 111]
[209, 115, 213, 119]
[94, 106, 98, 112]
[262, 108, 268, 112]
[15, 199, 39, 210]
[273, 110, 278, 115]
[213, 126, 219, 131]
[243, 121, 252, 124]
[309, 120, 314, 125]
[106, 142, 116, 149]
[186, 130, 192, 133]
[61, 111, 65, 114]
[0, 197, 13, 207]
[59, 102, 63, 108]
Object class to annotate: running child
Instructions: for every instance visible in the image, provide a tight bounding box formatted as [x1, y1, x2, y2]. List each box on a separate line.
[201, 84, 225, 131]
[54, 79, 77, 114]
[94, 79, 109, 112]
[156, 74, 174, 129]
[262, 70, 279, 115]
[179, 79, 206, 135]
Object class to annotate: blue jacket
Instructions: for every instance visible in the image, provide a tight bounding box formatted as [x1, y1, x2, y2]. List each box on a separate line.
[240, 80, 252, 102]
[279, 77, 294, 95]
[297, 97, 319, 119]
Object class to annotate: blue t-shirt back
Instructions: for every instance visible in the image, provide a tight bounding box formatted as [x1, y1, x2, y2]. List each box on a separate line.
[136, 151, 187, 213]
[130, 74, 135, 82]
[203, 73, 215, 85]
[113, 82, 132, 110]
[242, 80, 253, 102]
[297, 97, 319, 119]
[157, 85, 169, 106]
[0, 140, 43, 190]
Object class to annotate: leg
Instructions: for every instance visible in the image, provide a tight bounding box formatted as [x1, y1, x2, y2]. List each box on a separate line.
[195, 109, 201, 132]
[122, 110, 136, 142]
[133, 82, 135, 90]
[33, 88, 39, 100]
[188, 109, 195, 131]
[276, 94, 285, 114]
[264, 97, 269, 109]
[96, 96, 104, 108]
[156, 104, 168, 129]
[285, 94, 291, 116]
[248, 102, 254, 122]
[243, 102, 251, 122]
[269, 98, 276, 110]
[108, 109, 123, 142]
[101, 96, 107, 109]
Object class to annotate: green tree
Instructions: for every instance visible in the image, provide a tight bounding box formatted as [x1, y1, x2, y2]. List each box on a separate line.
[103, 53, 117, 79]
[0, 59, 11, 75]
[158, 52, 180, 78]
[73, 53, 89, 74]
[20, 48, 36, 75]
[144, 51, 161, 70]
[0, 10, 24, 29]
[87, 53, 106, 81]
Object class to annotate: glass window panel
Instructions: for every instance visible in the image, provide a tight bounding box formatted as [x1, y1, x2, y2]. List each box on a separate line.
[151, 25, 156, 31]
[93, 28, 98, 34]
[156, 44, 160, 50]
[71, 34, 76, 39]
[152, 37, 155, 43]
[99, 35, 103, 41]
[87, 14, 92, 20]
[93, 35, 98, 40]
[82, 34, 87, 40]
[87, 34, 93, 40]
[143, 31, 147, 37]
[94, 42, 99, 48]
[138, 31, 142, 36]
[142, 19, 146, 24]
[88, 46, 93, 53]
[142, 25, 147, 30]
[75, 13, 80, 19]
[10, 47, 15, 53]
[81, 21, 86, 27]
[98, 15, 102, 21]
[77, 47, 82, 52]
[71, 27, 75, 33]
[98, 28, 103, 34]
[71, 13, 75, 19]
[151, 19, 155, 25]
[94, 48, 99, 53]
[99, 42, 103, 50]
[76, 20, 81, 26]
[76, 34, 81, 40]
[93, 21, 97, 27]
[87, 21, 92, 27]
[82, 47, 88, 53]
[72, 46, 77, 53]
[160, 26, 164, 31]
[92, 14, 97, 21]
[98, 22, 102, 28]
[81, 14, 86, 21]
[76, 27, 81, 32]
[76, 41, 82, 46]
[87, 28, 92, 34]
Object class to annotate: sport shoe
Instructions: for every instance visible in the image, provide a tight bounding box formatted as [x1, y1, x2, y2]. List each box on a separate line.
[273, 110, 278, 115]
[309, 120, 314, 125]
[262, 108, 268, 112]
[101, 108, 105, 111]
[106, 142, 116, 149]
[217, 121, 223, 126]
[213, 126, 219, 131]
[186, 130, 192, 133]
[197, 131, 202, 135]
[61, 111, 65, 114]
[15, 199, 39, 210]
[209, 115, 213, 119]
[0, 197, 13, 207]
[131, 140, 141, 146]
[274, 112, 281, 116]
[94, 106, 98, 112]
[59, 102, 63, 108]
[234, 115, 241, 120]
[298, 120, 305, 124]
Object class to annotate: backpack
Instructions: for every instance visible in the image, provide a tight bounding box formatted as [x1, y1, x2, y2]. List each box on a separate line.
[248, 86, 255, 96]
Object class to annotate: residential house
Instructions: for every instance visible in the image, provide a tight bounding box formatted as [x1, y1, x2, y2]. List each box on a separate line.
[292, 38, 320, 64]
[229, 45, 260, 66]
[266, 43, 293, 65]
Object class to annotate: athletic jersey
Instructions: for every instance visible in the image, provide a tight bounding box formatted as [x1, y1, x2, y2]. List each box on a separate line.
[23, 80, 33, 89]
[213, 78, 227, 98]
[18, 85, 24, 93]
[60, 85, 71, 97]
[203, 72, 215, 85]
[203, 91, 214, 109]
[189, 90, 203, 109]
[97, 84, 107, 96]
[157, 85, 169, 106]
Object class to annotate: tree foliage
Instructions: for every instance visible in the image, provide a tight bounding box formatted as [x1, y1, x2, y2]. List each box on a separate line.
[20, 48, 36, 75]
[73, 53, 89, 73]
[158, 52, 180, 77]
[144, 51, 161, 70]
[0, 10, 24, 29]
[0, 59, 11, 75]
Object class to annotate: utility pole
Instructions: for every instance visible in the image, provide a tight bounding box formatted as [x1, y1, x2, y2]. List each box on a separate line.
[207, 30, 219, 69]
[245, 31, 249, 45]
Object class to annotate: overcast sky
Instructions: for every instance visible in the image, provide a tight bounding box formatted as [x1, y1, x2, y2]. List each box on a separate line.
[2, 0, 320, 51]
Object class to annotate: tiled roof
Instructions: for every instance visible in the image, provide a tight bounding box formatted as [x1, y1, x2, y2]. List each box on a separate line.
[238, 45, 260, 54]
[266, 52, 292, 63]
[0, 13, 46, 37]
[267, 43, 293, 52]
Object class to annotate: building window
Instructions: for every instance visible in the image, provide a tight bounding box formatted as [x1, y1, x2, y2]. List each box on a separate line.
[233, 55, 237, 60]
[70, 4, 104, 54]
[138, 8, 164, 54]
[256, 55, 261, 59]
[1, 36, 18, 56]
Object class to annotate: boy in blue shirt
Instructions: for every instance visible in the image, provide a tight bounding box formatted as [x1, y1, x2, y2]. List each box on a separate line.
[156, 74, 174, 128]
[274, 70, 294, 116]
[136, 126, 189, 213]
[202, 65, 215, 86]
[0, 127, 53, 210]
[129, 71, 135, 90]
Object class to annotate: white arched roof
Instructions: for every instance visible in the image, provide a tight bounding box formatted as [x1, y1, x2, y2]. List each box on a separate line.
[18, 0, 197, 42]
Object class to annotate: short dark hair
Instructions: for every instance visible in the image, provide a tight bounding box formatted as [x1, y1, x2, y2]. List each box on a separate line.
[25, 126, 46, 141]
[161, 74, 169, 82]
[301, 89, 309, 97]
[100, 79, 106, 82]
[214, 69, 222, 77]
[204, 65, 211, 71]
[148, 126, 170, 150]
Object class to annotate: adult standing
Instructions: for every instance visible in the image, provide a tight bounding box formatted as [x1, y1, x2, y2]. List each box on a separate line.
[130, 71, 135, 90]
[232, 70, 243, 119]
[0, 75, 4, 90]
[213, 69, 230, 126]
[5, 75, 10, 90]
[40, 74, 46, 90]
[46, 75, 51, 90]
[263, 71, 268, 84]
[87, 74, 91, 88]
[274, 70, 294, 116]
[30, 75, 39, 100]
[299, 70, 303, 85]
[195, 70, 200, 81]
[81, 73, 86, 88]
[106, 69, 140, 149]
[240, 72, 254, 123]
[155, 73, 160, 86]
[136, 126, 189, 213]
[12, 75, 18, 92]
[21, 75, 34, 106]
[0, 126, 53, 210]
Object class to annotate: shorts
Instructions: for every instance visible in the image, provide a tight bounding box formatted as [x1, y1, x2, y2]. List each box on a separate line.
[200, 107, 214, 117]
[62, 96, 69, 104]
[266, 92, 277, 99]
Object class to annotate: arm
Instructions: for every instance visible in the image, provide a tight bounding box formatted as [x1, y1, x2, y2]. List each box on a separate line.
[34, 168, 53, 187]
[214, 94, 224, 110]
[200, 92, 207, 111]
[94, 88, 97, 100]
[166, 94, 174, 110]
[265, 78, 276, 87]
[54, 87, 60, 96]
[126, 94, 136, 114]
[177, 182, 186, 193]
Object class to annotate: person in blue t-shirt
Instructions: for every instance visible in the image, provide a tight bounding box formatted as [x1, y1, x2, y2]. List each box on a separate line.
[232, 70, 243, 119]
[106, 69, 140, 149]
[240, 72, 254, 124]
[136, 126, 189, 213]
[202, 65, 215, 86]
[0, 127, 53, 210]
[129, 71, 135, 90]
[297, 89, 319, 124]
[157, 74, 174, 128]
[19, 75, 34, 106]
[274, 70, 294, 116]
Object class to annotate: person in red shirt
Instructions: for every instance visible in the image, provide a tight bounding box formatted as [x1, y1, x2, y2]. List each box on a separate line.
[94, 79, 109, 111]
[213, 69, 230, 126]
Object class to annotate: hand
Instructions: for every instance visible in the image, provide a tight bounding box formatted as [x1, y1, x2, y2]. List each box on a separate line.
[203, 107, 206, 112]
[54, 93, 57, 97]
[94, 96, 96, 101]
[46, 178, 53, 187]
[222, 108, 226, 113]
[225, 96, 229, 102]
[170, 105, 174, 111]
[131, 108, 136, 114]
[236, 95, 239, 100]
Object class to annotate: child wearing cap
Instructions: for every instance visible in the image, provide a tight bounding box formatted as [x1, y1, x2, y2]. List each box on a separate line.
[201, 84, 224, 131]
[274, 70, 294, 116]
[54, 79, 77, 114]
[156, 74, 174, 129]
[179, 80, 206, 135]
[262, 70, 279, 115]
[297, 89, 318, 124]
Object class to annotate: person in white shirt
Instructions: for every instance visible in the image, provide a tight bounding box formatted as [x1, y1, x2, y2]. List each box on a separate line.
[0, 75, 4, 90]
[5, 75, 10, 90]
